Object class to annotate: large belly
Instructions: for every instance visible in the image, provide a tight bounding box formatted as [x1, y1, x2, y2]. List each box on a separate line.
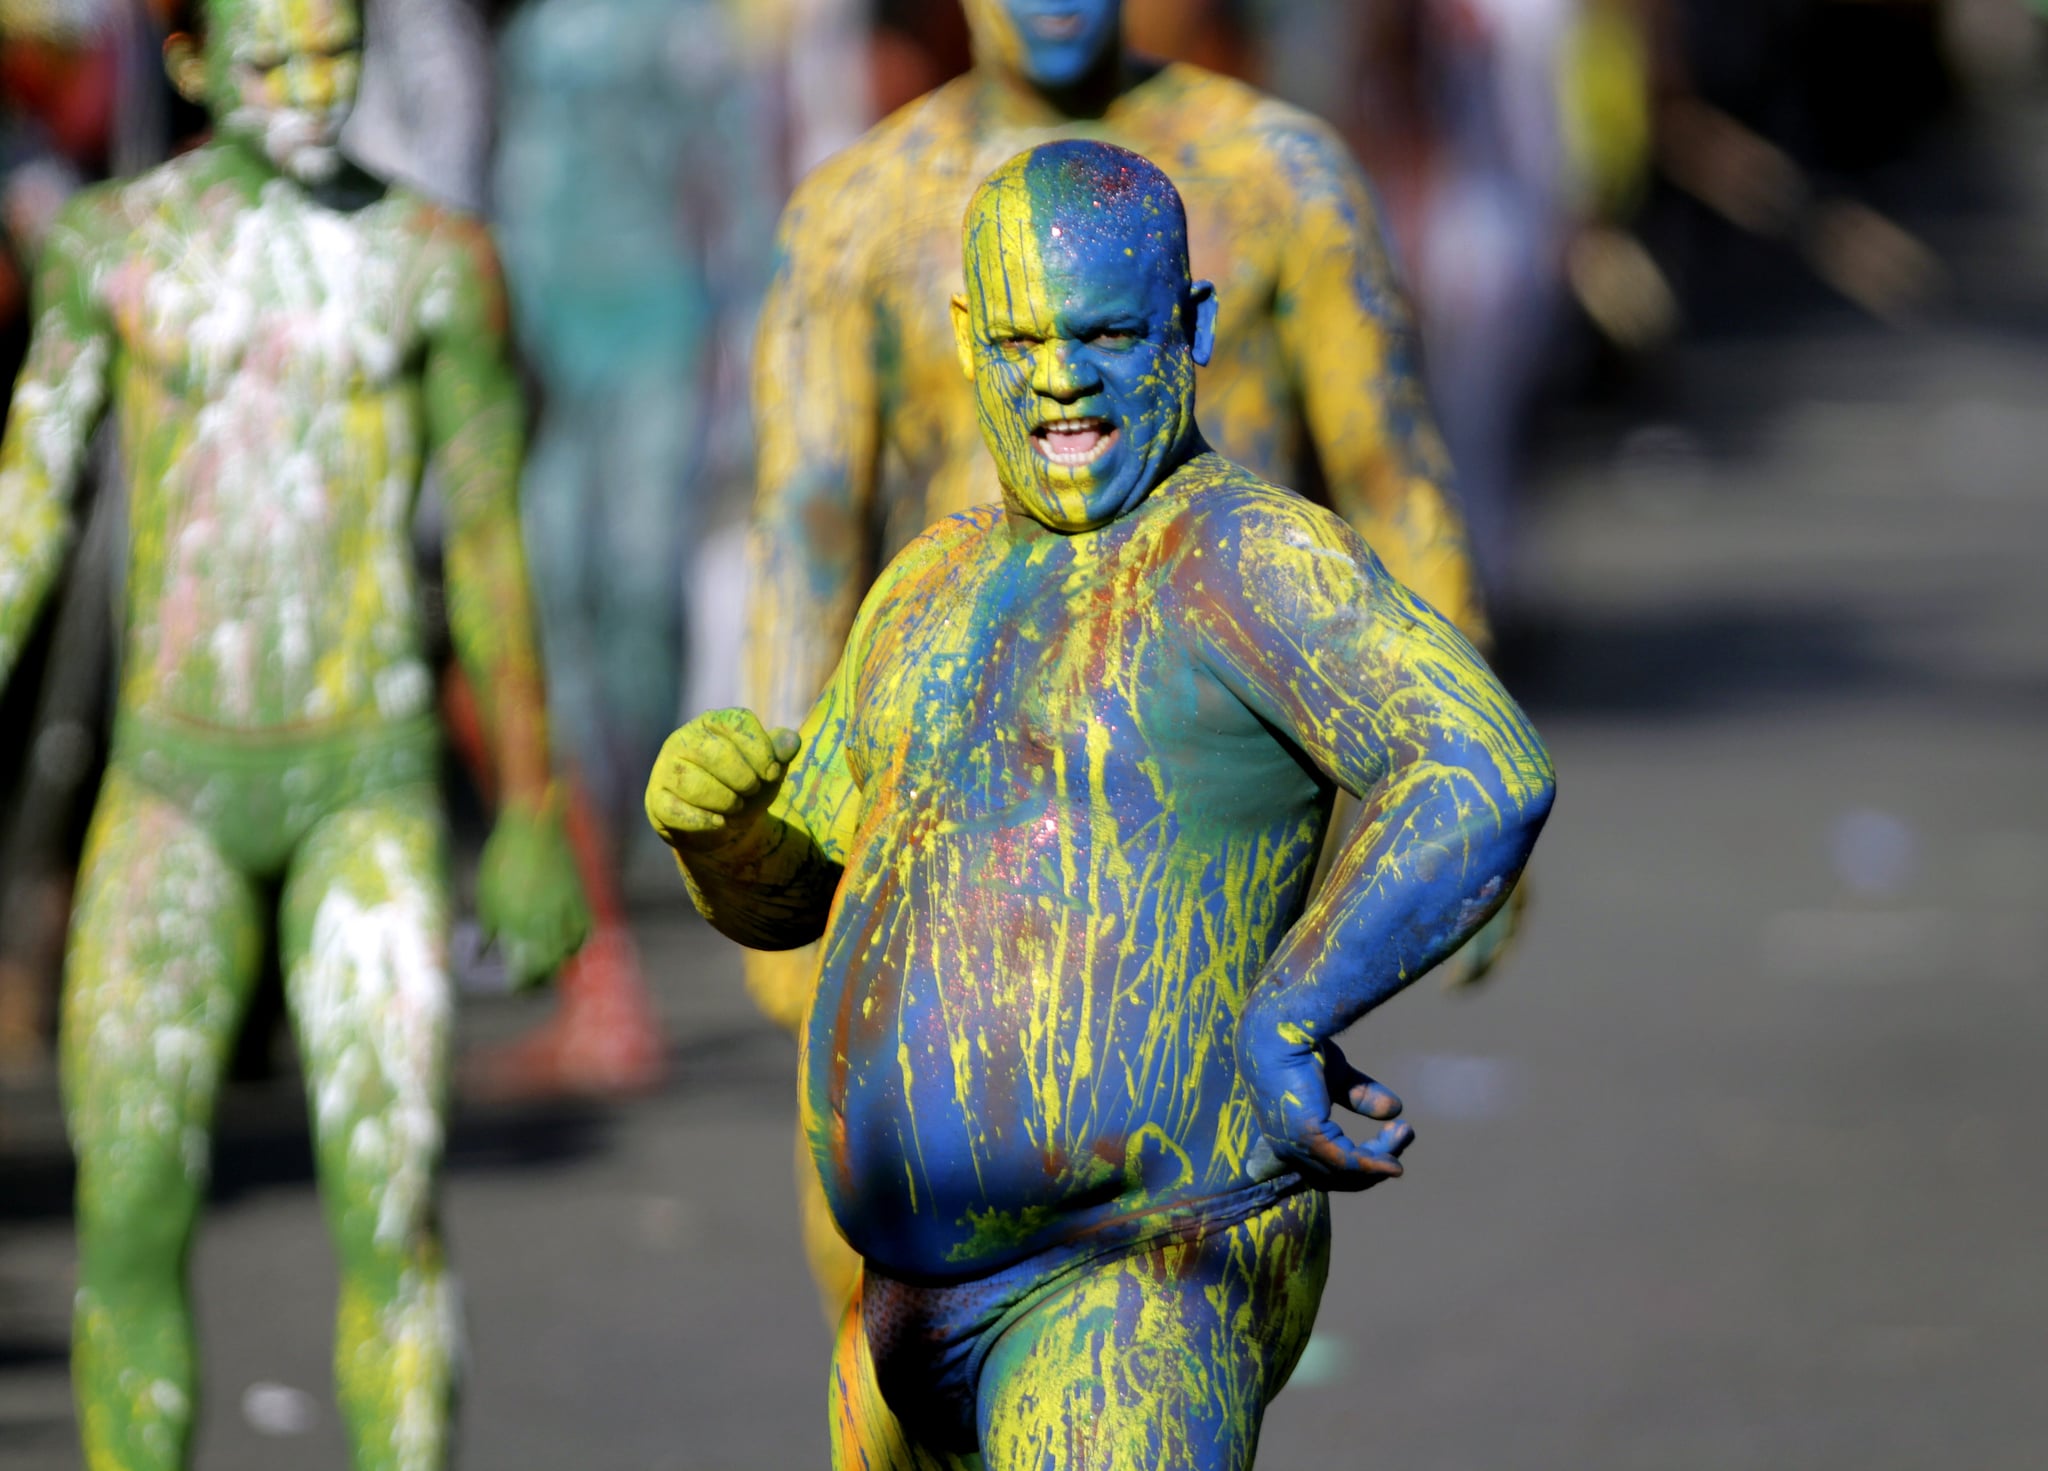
[119, 381, 430, 730]
[805, 799, 1300, 1281]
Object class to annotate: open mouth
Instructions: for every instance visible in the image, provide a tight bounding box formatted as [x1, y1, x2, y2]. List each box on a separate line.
[1027, 12, 1086, 41]
[1032, 417, 1117, 468]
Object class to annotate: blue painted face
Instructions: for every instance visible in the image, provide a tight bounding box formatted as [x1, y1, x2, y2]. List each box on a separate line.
[968, 0, 1124, 90]
[953, 141, 1217, 533]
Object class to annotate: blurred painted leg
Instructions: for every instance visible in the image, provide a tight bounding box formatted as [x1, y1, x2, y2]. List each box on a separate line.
[975, 1193, 1330, 1471]
[62, 768, 262, 1471]
[282, 791, 456, 1471]
[798, 1120, 861, 1324]
[740, 944, 814, 1034]
[746, 945, 861, 1323]
[827, 1290, 974, 1471]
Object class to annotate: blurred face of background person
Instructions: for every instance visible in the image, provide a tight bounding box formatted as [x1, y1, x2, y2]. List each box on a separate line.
[964, 0, 1124, 91]
[169, 0, 363, 184]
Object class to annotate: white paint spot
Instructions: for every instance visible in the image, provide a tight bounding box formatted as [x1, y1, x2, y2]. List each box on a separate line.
[241, 1381, 318, 1437]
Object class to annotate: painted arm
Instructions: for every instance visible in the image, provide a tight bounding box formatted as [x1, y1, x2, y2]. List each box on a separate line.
[1192, 497, 1554, 1188]
[0, 192, 113, 693]
[645, 647, 862, 951]
[1267, 114, 1492, 649]
[743, 168, 884, 728]
[423, 214, 588, 984]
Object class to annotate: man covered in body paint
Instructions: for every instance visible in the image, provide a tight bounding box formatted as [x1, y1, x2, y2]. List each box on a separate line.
[748, 0, 1524, 1314]
[752, 0, 1524, 1047]
[0, 1, 587, 1466]
[650, 140, 1554, 1469]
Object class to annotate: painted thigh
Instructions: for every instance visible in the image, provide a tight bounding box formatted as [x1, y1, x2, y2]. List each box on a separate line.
[62, 765, 264, 1471]
[975, 1193, 1332, 1471]
[279, 789, 455, 1471]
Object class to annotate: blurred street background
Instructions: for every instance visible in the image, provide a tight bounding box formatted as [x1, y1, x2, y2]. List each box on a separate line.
[5, 0, 2048, 1466]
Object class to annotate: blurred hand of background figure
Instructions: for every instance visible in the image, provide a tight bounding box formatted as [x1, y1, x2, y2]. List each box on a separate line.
[477, 797, 593, 988]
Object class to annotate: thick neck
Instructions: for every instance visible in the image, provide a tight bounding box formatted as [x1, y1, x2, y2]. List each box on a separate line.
[204, 127, 291, 194]
[971, 44, 1139, 128]
[200, 127, 385, 212]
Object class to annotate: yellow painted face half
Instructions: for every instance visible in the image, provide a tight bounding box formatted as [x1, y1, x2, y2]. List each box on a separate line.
[951, 141, 1216, 533]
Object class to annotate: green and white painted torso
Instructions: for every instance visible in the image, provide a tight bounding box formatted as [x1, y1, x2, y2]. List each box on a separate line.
[76, 148, 458, 733]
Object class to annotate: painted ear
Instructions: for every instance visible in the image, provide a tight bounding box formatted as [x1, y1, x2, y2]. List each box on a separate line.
[1187, 281, 1218, 368]
[949, 294, 978, 382]
[163, 32, 207, 103]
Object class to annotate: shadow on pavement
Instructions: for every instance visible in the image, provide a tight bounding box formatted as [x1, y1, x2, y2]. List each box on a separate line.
[0, 1015, 796, 1226]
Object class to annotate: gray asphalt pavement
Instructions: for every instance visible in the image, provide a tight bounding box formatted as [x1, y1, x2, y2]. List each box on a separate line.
[5, 100, 2048, 1471]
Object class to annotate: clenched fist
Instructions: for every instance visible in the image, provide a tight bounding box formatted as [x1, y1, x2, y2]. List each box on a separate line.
[645, 708, 801, 851]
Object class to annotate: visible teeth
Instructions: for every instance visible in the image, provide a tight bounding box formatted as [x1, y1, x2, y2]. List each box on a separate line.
[1032, 418, 1116, 467]
[1032, 14, 1084, 39]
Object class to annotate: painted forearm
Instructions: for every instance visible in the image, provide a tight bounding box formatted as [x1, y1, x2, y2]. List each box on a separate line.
[743, 472, 870, 729]
[0, 320, 109, 689]
[1246, 751, 1551, 1049]
[672, 814, 842, 950]
[1270, 118, 1491, 646]
[1313, 394, 1491, 649]
[440, 401, 553, 812]
[0, 455, 74, 691]
[744, 197, 881, 727]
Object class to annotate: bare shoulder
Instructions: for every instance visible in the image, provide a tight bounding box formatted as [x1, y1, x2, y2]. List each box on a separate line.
[400, 194, 509, 334]
[403, 194, 497, 272]
[877, 502, 1002, 594]
[1164, 454, 1359, 559]
[1142, 65, 1349, 171]
[846, 503, 1001, 655]
[45, 151, 200, 266]
[1157, 454, 1398, 621]
[781, 78, 978, 232]
[39, 181, 125, 277]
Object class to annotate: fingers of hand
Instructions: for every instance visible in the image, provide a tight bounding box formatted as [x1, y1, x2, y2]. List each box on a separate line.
[688, 727, 772, 796]
[1313, 1118, 1415, 1192]
[1321, 1041, 1404, 1120]
[1349, 1078, 1404, 1120]
[671, 756, 754, 814]
[770, 727, 801, 765]
[705, 708, 791, 784]
[648, 790, 727, 836]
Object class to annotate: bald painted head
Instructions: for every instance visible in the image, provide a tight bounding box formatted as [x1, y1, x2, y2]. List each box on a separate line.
[167, 0, 364, 183]
[951, 141, 1217, 533]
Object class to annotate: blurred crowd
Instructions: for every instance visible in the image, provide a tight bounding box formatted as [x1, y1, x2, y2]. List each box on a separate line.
[0, 0, 2020, 1082]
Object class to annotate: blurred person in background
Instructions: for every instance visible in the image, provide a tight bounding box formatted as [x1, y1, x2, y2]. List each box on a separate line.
[743, 0, 1509, 1317]
[1268, 0, 1658, 610]
[1373, 0, 1585, 610]
[470, 0, 795, 1097]
[0, 0, 590, 1463]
